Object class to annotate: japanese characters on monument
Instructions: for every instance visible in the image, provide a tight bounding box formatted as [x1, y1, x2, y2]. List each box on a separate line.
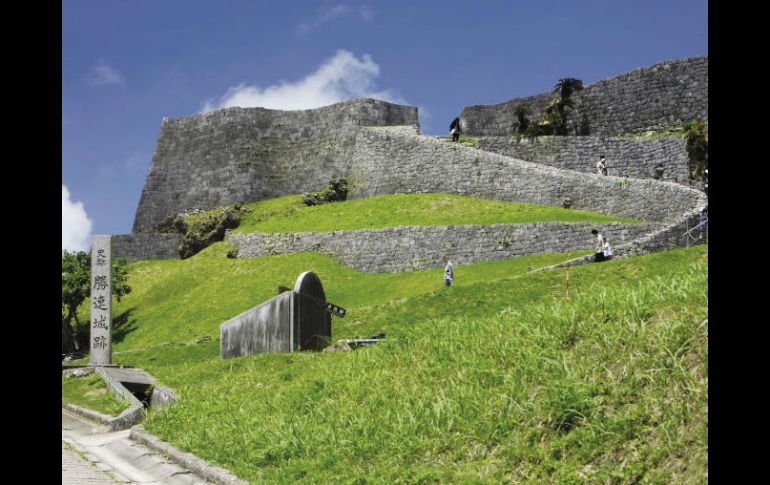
[90, 235, 112, 365]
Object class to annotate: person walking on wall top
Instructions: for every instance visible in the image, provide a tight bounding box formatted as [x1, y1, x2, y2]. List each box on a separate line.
[450, 117, 461, 142]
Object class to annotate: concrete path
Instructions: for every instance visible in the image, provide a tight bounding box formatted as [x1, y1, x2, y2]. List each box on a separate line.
[63, 440, 122, 484]
[62, 408, 216, 484]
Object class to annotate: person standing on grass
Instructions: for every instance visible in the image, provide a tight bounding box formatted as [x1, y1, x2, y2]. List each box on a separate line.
[443, 256, 455, 287]
[591, 229, 605, 262]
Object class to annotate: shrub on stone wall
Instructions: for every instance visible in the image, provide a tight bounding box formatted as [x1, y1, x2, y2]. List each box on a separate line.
[684, 121, 708, 180]
[302, 178, 350, 206]
[174, 206, 244, 259]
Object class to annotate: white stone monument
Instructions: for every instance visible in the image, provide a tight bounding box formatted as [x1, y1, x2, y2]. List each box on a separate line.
[90, 235, 112, 365]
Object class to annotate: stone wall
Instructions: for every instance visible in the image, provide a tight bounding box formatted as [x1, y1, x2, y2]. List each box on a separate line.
[461, 56, 707, 137]
[112, 233, 181, 262]
[535, 207, 707, 271]
[133, 98, 419, 232]
[476, 135, 691, 184]
[127, 56, 708, 263]
[349, 127, 706, 224]
[227, 222, 661, 273]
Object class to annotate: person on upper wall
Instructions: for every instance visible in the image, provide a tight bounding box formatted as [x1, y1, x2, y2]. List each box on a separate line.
[450, 117, 461, 142]
[653, 163, 665, 180]
[597, 156, 608, 176]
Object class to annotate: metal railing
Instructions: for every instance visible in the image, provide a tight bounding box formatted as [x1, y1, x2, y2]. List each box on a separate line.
[682, 217, 708, 246]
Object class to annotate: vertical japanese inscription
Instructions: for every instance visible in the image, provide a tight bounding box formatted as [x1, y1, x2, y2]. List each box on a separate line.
[90, 235, 112, 364]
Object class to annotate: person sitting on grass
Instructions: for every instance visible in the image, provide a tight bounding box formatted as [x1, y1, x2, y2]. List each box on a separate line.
[591, 229, 605, 262]
[602, 236, 613, 261]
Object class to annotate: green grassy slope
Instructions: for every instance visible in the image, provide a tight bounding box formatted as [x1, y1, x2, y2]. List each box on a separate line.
[109, 244, 591, 350]
[108, 246, 707, 483]
[232, 193, 641, 234]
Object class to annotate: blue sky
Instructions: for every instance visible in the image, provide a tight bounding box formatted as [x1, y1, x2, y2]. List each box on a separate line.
[62, 0, 708, 251]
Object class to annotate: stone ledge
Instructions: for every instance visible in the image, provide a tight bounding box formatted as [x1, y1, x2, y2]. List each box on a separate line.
[130, 425, 248, 485]
[61, 401, 114, 427]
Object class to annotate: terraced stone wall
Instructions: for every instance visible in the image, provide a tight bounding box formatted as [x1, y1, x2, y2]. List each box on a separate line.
[227, 222, 660, 273]
[349, 127, 706, 224]
[476, 135, 691, 183]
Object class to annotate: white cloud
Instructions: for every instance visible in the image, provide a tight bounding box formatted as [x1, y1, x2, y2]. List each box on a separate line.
[201, 49, 406, 112]
[87, 62, 125, 86]
[296, 4, 374, 35]
[62, 185, 93, 253]
[358, 6, 374, 22]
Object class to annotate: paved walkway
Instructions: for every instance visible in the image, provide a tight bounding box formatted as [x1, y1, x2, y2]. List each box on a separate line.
[63, 440, 122, 484]
[62, 409, 216, 484]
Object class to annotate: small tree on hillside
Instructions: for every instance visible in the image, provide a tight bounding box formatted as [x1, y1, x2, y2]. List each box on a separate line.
[62, 250, 132, 354]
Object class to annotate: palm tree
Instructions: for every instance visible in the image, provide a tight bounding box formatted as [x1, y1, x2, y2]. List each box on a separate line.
[512, 105, 533, 133]
[554, 78, 584, 100]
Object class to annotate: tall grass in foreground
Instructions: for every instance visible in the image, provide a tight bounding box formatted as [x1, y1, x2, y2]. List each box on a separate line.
[115, 247, 707, 483]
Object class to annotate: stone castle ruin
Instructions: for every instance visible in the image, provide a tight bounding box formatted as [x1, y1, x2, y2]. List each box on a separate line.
[114, 55, 708, 269]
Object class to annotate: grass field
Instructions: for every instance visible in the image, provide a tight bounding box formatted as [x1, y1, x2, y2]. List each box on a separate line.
[99, 245, 707, 483]
[106, 244, 591, 351]
[63, 191, 706, 483]
[232, 193, 641, 234]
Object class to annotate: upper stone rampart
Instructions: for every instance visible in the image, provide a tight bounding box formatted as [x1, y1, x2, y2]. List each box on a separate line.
[461, 55, 707, 136]
[133, 98, 419, 232]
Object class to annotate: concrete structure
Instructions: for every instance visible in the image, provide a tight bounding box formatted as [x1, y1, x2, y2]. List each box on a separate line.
[90, 236, 112, 365]
[227, 222, 661, 273]
[220, 272, 332, 358]
[62, 366, 178, 432]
